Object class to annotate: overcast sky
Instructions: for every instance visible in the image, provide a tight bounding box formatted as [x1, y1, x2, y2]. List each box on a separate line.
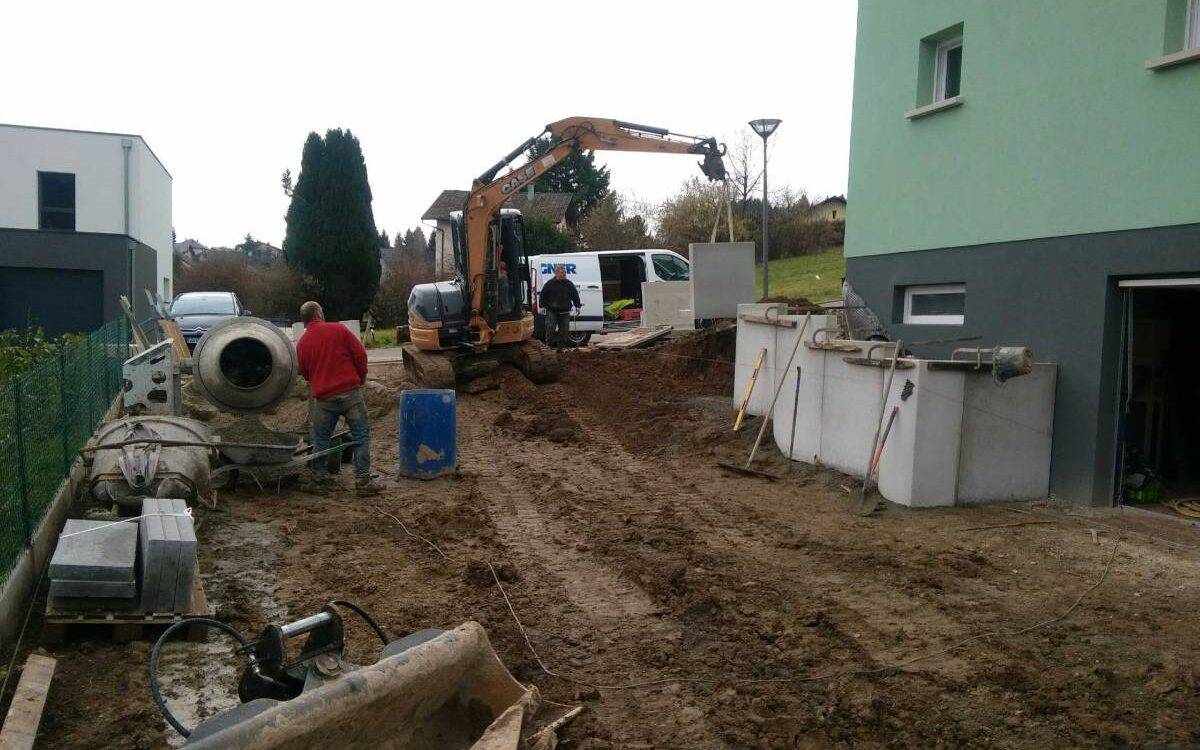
[1, 1, 857, 248]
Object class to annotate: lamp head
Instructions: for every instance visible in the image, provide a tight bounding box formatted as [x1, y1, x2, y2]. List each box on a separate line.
[749, 118, 782, 139]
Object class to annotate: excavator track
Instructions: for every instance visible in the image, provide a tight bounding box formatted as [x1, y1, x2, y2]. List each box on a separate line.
[514, 339, 560, 384]
[401, 344, 457, 390]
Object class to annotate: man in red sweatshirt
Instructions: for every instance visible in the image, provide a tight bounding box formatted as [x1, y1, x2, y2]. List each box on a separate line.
[295, 301, 380, 496]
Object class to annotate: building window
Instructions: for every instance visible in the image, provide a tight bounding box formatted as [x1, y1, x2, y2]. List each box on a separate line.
[934, 37, 963, 101]
[903, 283, 965, 325]
[38, 172, 76, 231]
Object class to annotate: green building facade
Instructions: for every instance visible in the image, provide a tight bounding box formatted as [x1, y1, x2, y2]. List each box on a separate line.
[846, 0, 1200, 505]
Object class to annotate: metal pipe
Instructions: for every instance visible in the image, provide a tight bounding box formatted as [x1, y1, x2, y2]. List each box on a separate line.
[761, 135, 769, 299]
[280, 611, 334, 638]
[122, 139, 134, 306]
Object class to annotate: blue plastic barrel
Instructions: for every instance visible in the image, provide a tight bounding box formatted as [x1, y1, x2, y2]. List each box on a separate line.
[397, 389, 457, 479]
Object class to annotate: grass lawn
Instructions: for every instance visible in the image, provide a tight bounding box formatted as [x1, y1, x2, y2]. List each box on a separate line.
[755, 246, 845, 303]
[364, 327, 400, 349]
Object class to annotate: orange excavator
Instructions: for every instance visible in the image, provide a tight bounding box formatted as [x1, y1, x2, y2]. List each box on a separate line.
[403, 117, 726, 387]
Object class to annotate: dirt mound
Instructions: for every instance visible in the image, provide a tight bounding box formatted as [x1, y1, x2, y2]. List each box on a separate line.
[537, 326, 738, 457]
[758, 295, 824, 311]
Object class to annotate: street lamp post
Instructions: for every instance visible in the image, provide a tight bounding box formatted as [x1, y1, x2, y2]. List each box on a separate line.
[749, 118, 781, 300]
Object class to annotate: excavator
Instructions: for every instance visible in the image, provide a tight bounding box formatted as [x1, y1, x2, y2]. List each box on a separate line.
[403, 117, 727, 387]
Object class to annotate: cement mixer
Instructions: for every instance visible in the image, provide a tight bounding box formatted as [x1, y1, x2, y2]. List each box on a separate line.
[86, 317, 313, 510]
[149, 605, 571, 749]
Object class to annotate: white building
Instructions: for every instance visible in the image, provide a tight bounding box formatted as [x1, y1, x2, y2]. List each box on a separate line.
[0, 123, 172, 334]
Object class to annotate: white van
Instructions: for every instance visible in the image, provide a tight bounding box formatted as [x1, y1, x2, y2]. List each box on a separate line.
[528, 249, 691, 345]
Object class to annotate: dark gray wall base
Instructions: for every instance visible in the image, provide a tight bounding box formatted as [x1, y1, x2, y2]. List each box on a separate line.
[846, 222, 1200, 506]
[0, 228, 157, 334]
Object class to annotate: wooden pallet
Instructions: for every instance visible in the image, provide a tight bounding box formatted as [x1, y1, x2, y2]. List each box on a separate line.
[43, 562, 207, 644]
[593, 325, 673, 350]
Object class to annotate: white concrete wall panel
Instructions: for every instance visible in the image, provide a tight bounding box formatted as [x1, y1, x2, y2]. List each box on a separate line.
[734, 313, 1056, 506]
[878, 364, 964, 508]
[772, 322, 828, 463]
[641, 281, 694, 330]
[688, 242, 756, 319]
[817, 348, 884, 476]
[733, 304, 787, 414]
[956, 364, 1058, 503]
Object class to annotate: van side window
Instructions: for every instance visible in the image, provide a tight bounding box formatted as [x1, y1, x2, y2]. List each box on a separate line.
[652, 254, 690, 281]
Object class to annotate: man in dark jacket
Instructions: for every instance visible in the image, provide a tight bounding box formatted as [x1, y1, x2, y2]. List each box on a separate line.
[295, 301, 380, 496]
[538, 265, 581, 348]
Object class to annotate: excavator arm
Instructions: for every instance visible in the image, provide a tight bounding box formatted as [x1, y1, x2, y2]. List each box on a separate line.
[463, 117, 726, 338]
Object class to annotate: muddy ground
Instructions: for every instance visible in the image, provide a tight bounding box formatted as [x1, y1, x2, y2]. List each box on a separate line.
[8, 327, 1200, 749]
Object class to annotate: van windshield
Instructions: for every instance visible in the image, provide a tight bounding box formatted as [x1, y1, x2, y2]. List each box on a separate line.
[652, 254, 690, 281]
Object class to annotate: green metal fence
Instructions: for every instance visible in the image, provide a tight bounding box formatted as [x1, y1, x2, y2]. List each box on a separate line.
[0, 318, 129, 584]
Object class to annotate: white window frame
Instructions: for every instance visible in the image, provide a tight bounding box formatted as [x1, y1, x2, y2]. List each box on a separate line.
[903, 283, 965, 325]
[934, 37, 963, 102]
[1187, 0, 1200, 49]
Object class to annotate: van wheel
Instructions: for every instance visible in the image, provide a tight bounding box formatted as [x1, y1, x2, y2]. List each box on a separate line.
[565, 330, 591, 347]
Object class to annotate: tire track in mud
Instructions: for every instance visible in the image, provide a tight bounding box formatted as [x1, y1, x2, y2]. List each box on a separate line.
[456, 394, 732, 749]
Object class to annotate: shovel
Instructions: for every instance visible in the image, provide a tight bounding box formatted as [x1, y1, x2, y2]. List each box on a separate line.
[847, 341, 902, 516]
[720, 314, 812, 480]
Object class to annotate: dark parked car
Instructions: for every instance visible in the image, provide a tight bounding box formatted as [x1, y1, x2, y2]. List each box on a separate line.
[170, 292, 250, 350]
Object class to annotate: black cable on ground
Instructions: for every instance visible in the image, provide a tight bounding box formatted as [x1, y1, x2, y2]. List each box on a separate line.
[331, 600, 390, 646]
[149, 618, 250, 738]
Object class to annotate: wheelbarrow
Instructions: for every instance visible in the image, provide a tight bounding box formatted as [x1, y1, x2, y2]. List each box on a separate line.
[211, 429, 357, 490]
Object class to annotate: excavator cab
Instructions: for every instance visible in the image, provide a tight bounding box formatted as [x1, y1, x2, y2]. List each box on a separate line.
[405, 209, 552, 387]
[449, 209, 530, 329]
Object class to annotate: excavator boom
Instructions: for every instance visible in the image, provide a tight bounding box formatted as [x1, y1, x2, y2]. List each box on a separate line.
[465, 117, 726, 331]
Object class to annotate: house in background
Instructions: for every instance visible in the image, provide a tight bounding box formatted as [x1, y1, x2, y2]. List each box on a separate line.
[173, 237, 208, 269]
[845, 1, 1200, 507]
[421, 189, 573, 276]
[808, 195, 847, 223]
[0, 123, 172, 335]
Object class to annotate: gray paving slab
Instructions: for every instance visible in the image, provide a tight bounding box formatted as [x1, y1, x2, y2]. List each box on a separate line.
[49, 595, 141, 612]
[156, 502, 181, 612]
[169, 499, 197, 611]
[140, 499, 167, 612]
[49, 519, 137, 583]
[49, 579, 137, 598]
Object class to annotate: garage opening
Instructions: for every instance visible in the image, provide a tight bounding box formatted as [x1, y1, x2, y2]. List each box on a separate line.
[0, 267, 103, 336]
[1115, 279, 1200, 516]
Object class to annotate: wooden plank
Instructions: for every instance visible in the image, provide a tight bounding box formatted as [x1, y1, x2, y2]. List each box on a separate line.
[158, 319, 191, 361]
[805, 342, 863, 353]
[118, 295, 151, 351]
[738, 314, 796, 328]
[0, 654, 56, 750]
[593, 325, 672, 350]
[843, 356, 915, 370]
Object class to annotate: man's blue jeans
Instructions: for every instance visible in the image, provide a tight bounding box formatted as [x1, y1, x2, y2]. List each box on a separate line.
[310, 388, 371, 479]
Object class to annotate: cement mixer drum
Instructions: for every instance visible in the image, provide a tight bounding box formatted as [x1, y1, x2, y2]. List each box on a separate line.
[192, 317, 297, 414]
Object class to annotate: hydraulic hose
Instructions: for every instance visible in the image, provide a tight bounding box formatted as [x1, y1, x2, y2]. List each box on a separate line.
[331, 599, 390, 646]
[149, 617, 250, 738]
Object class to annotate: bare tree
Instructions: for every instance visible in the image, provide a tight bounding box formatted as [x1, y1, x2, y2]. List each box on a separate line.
[727, 131, 763, 213]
